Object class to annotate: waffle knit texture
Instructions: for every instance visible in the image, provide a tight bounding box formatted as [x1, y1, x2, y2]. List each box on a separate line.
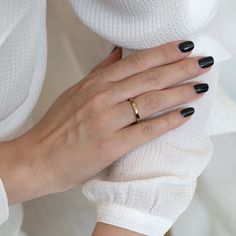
[0, 179, 8, 226]
[69, 0, 231, 235]
[0, 0, 47, 226]
[0, 0, 231, 234]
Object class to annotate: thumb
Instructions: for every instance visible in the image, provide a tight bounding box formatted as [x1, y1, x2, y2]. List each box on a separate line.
[91, 46, 122, 72]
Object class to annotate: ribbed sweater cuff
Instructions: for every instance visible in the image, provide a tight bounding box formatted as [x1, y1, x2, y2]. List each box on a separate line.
[0, 178, 9, 225]
[96, 202, 172, 236]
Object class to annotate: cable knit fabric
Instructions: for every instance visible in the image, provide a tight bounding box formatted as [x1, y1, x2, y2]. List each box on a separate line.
[0, 0, 232, 235]
[69, 0, 231, 235]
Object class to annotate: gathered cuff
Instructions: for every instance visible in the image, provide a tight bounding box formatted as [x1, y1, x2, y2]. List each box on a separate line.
[96, 202, 172, 236]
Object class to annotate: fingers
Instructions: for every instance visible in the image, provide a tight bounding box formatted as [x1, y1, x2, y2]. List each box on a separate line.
[112, 108, 195, 157]
[109, 56, 214, 104]
[136, 83, 208, 120]
[113, 82, 208, 129]
[101, 40, 195, 82]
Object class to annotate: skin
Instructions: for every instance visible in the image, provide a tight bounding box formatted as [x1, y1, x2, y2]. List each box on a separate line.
[93, 223, 172, 236]
[0, 40, 213, 235]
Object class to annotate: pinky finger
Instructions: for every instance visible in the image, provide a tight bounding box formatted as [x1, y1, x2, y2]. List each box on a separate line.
[114, 107, 195, 157]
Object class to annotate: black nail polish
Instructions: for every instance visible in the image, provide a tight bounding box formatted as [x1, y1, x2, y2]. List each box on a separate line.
[178, 41, 195, 53]
[110, 46, 118, 55]
[194, 83, 209, 94]
[198, 56, 214, 69]
[181, 107, 195, 117]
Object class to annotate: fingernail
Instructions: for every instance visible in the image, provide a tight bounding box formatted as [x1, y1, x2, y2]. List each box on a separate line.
[110, 46, 118, 55]
[194, 83, 209, 94]
[181, 107, 195, 117]
[198, 56, 214, 69]
[178, 41, 195, 53]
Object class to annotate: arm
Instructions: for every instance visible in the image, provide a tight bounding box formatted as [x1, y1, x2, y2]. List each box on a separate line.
[93, 223, 171, 236]
[0, 0, 48, 225]
[1, 39, 207, 230]
[69, 1, 231, 235]
[93, 223, 172, 236]
[0, 140, 43, 225]
[0, 140, 49, 206]
[93, 223, 143, 236]
[88, 64, 217, 236]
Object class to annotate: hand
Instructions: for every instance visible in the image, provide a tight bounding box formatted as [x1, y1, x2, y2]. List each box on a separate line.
[2, 40, 213, 205]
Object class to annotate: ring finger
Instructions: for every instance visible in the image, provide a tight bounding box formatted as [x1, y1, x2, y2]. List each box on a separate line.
[113, 82, 209, 130]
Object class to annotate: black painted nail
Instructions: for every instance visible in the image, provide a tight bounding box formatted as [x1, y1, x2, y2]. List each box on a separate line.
[198, 56, 214, 69]
[181, 107, 195, 117]
[178, 41, 195, 53]
[194, 83, 209, 94]
[110, 46, 118, 55]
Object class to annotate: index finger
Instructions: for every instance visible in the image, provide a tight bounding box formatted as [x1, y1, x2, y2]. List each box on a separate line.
[102, 40, 195, 82]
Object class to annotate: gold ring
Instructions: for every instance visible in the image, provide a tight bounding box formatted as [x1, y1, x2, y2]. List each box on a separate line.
[128, 97, 141, 124]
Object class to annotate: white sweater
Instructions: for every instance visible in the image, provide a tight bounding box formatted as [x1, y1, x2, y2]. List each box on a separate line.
[0, 0, 232, 235]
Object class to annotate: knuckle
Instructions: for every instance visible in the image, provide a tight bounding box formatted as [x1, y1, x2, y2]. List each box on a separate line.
[180, 61, 196, 76]
[144, 92, 161, 110]
[90, 91, 107, 109]
[163, 114, 174, 129]
[140, 121, 154, 137]
[128, 52, 147, 69]
[78, 116, 105, 140]
[93, 70, 104, 80]
[81, 91, 107, 114]
[159, 46, 170, 61]
[88, 70, 104, 84]
[88, 95, 100, 110]
[145, 69, 162, 88]
[178, 86, 189, 101]
[144, 93, 155, 107]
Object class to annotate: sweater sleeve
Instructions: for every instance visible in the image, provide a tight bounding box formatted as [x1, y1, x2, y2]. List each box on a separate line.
[0, 178, 9, 225]
[0, 0, 47, 226]
[82, 66, 219, 236]
[69, 0, 231, 235]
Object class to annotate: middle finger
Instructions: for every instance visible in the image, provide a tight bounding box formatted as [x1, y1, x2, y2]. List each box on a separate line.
[109, 56, 214, 104]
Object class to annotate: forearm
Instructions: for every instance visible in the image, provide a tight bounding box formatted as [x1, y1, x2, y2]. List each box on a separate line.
[93, 223, 144, 236]
[0, 136, 47, 205]
[93, 223, 171, 236]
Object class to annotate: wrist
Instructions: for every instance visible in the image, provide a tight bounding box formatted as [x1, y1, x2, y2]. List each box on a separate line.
[0, 135, 50, 205]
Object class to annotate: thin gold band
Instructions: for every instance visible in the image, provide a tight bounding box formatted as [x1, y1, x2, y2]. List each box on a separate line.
[128, 97, 141, 124]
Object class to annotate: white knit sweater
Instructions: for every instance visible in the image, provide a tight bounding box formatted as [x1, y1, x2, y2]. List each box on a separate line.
[0, 0, 232, 235]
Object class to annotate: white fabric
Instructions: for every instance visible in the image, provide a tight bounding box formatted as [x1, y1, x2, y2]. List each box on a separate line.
[0, 204, 24, 236]
[70, 0, 230, 62]
[0, 0, 47, 228]
[0, 179, 8, 226]
[0, 0, 47, 141]
[70, 0, 231, 235]
[82, 66, 219, 236]
[0, 0, 234, 235]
